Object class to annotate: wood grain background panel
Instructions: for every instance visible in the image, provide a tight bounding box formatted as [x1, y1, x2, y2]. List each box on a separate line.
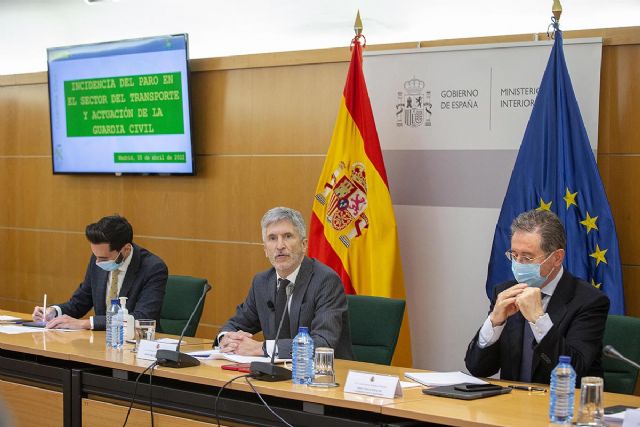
[622, 266, 640, 318]
[599, 44, 640, 154]
[191, 62, 347, 155]
[597, 155, 640, 265]
[0, 83, 51, 156]
[0, 379, 63, 426]
[82, 398, 228, 427]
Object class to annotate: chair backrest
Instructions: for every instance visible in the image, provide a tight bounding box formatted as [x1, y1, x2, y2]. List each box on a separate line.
[347, 295, 405, 365]
[602, 314, 640, 394]
[159, 275, 209, 337]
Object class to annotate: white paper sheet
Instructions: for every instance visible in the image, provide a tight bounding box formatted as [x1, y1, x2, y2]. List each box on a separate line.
[186, 349, 291, 363]
[403, 371, 487, 387]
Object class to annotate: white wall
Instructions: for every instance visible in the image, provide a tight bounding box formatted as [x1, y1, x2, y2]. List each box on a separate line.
[2, 0, 639, 75]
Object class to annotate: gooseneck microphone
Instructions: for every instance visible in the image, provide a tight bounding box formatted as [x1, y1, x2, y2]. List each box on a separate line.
[250, 281, 295, 381]
[156, 283, 212, 368]
[603, 345, 640, 370]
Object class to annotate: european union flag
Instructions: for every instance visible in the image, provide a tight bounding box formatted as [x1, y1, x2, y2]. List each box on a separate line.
[486, 28, 624, 314]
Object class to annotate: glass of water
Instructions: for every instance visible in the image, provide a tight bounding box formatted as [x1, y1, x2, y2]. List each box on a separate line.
[310, 347, 339, 387]
[133, 319, 156, 353]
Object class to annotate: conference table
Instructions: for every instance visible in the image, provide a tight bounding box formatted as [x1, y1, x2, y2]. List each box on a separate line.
[0, 309, 638, 427]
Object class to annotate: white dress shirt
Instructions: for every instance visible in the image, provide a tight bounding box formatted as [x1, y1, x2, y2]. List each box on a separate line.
[53, 248, 133, 329]
[478, 266, 563, 348]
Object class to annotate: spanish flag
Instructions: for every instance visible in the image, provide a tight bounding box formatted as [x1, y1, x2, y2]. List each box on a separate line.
[308, 35, 412, 367]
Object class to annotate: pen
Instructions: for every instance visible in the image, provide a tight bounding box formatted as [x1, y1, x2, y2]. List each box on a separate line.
[42, 293, 47, 323]
[508, 385, 547, 392]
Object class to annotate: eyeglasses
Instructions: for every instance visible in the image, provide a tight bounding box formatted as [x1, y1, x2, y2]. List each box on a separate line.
[504, 251, 548, 265]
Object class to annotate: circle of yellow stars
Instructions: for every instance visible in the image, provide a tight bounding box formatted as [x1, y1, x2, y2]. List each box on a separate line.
[535, 187, 608, 289]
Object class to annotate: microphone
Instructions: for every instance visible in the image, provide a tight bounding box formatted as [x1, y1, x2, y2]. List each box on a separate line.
[156, 283, 212, 368]
[250, 281, 295, 381]
[267, 301, 275, 311]
[603, 345, 640, 370]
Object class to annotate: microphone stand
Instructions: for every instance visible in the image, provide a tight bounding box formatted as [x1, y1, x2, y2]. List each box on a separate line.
[156, 283, 212, 368]
[603, 345, 640, 369]
[250, 282, 294, 381]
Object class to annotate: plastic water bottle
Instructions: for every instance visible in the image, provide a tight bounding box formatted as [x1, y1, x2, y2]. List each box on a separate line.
[106, 299, 122, 349]
[112, 302, 124, 350]
[549, 355, 576, 424]
[105, 298, 119, 348]
[291, 327, 314, 385]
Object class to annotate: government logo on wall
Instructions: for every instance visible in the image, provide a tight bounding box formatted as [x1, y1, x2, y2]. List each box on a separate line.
[396, 77, 432, 127]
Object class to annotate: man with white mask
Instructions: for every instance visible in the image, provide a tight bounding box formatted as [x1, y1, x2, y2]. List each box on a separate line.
[32, 215, 168, 330]
[465, 209, 610, 384]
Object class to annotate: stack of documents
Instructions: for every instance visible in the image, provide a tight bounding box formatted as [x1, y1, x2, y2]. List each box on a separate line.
[404, 371, 487, 387]
[186, 349, 290, 363]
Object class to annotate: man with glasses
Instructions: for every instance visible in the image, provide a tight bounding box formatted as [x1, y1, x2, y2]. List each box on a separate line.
[31, 215, 168, 330]
[465, 209, 609, 384]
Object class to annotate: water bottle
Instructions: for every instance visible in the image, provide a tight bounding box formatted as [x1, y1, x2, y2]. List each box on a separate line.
[106, 299, 122, 349]
[549, 355, 576, 424]
[112, 302, 124, 350]
[105, 298, 119, 348]
[292, 327, 314, 384]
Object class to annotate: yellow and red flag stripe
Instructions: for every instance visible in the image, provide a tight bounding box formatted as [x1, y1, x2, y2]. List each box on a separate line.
[308, 36, 412, 366]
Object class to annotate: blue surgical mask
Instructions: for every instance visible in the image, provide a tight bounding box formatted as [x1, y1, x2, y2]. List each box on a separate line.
[96, 249, 124, 272]
[511, 252, 554, 288]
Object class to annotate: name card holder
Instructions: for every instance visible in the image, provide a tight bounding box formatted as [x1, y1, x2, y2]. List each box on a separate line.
[344, 370, 403, 399]
[136, 339, 177, 361]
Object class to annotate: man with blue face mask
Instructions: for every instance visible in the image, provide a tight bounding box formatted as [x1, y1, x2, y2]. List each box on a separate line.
[31, 215, 168, 330]
[465, 209, 610, 384]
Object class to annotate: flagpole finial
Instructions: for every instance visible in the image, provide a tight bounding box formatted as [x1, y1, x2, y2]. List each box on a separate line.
[354, 10, 363, 36]
[552, 0, 562, 21]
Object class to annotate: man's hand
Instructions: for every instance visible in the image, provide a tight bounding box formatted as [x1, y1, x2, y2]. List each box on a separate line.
[515, 287, 545, 323]
[45, 315, 90, 330]
[32, 306, 56, 322]
[219, 331, 263, 356]
[489, 283, 528, 326]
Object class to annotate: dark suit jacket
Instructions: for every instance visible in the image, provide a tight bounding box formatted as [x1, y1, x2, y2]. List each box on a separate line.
[57, 243, 168, 330]
[465, 270, 609, 384]
[221, 256, 354, 359]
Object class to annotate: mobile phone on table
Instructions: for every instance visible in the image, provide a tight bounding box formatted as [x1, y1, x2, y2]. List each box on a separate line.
[454, 383, 503, 392]
[604, 405, 635, 415]
[221, 363, 251, 373]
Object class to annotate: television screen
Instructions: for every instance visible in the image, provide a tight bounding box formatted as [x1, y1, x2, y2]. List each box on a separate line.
[47, 34, 195, 175]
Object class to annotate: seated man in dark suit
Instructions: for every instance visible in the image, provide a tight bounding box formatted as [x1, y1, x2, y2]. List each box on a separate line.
[218, 207, 354, 359]
[31, 215, 168, 330]
[465, 209, 609, 384]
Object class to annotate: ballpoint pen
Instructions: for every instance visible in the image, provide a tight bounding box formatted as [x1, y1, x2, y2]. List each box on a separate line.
[508, 385, 547, 392]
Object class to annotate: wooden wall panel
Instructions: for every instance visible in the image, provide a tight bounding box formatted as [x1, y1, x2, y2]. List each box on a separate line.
[0, 380, 63, 426]
[82, 398, 225, 427]
[598, 44, 640, 154]
[192, 62, 347, 155]
[622, 266, 640, 318]
[0, 84, 51, 155]
[598, 156, 640, 265]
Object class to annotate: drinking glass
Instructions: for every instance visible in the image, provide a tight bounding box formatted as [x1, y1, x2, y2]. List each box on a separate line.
[310, 347, 338, 387]
[133, 319, 156, 353]
[576, 376, 604, 426]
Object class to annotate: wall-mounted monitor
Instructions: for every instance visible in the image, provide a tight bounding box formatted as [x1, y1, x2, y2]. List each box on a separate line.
[47, 34, 195, 175]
